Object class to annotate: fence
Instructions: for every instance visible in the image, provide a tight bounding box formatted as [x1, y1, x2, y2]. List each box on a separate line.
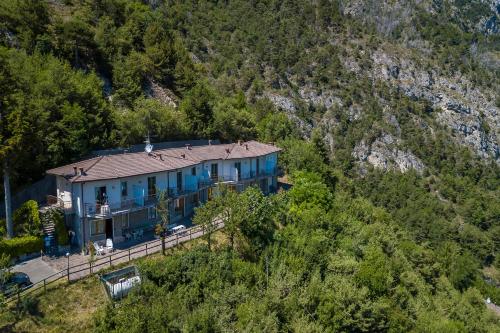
[2, 220, 224, 307]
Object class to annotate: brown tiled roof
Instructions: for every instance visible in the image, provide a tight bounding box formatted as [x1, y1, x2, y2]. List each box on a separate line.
[47, 141, 281, 183]
[157, 141, 281, 161]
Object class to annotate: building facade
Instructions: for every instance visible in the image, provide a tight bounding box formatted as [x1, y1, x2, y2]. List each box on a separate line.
[47, 141, 281, 250]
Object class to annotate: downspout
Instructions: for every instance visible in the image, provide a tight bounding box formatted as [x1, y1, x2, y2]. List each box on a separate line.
[81, 182, 85, 253]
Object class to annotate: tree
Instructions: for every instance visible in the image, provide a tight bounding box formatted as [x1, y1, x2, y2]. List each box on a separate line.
[0, 48, 24, 239]
[179, 81, 215, 138]
[155, 190, 170, 255]
[193, 198, 219, 252]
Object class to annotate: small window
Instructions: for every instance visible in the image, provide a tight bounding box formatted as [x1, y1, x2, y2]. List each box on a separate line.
[191, 167, 196, 176]
[147, 177, 156, 196]
[211, 163, 218, 179]
[121, 181, 128, 198]
[177, 171, 183, 191]
[148, 207, 157, 220]
[91, 220, 105, 235]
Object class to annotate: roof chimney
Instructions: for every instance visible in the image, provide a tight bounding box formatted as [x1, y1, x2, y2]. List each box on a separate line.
[225, 148, 230, 154]
[185, 144, 192, 150]
[73, 166, 77, 176]
[181, 153, 186, 159]
[245, 144, 249, 150]
[238, 140, 242, 145]
[79, 167, 84, 176]
[208, 139, 212, 146]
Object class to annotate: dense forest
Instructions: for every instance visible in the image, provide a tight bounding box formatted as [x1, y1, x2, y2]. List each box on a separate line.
[1, 0, 499, 331]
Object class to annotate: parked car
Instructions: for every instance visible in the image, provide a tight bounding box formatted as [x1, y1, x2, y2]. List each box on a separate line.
[1, 271, 32, 296]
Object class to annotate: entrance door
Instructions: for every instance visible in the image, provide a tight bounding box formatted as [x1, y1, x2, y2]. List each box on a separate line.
[105, 218, 113, 239]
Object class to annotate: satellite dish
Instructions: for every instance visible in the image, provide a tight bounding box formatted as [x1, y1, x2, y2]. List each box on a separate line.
[145, 143, 153, 153]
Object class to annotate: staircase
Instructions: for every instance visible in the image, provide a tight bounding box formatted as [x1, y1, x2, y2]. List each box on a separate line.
[42, 222, 58, 256]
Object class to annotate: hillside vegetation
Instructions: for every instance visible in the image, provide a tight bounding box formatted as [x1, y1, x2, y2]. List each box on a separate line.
[0, 0, 499, 331]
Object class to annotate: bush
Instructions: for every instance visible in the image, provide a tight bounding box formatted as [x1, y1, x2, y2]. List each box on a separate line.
[40, 207, 68, 246]
[0, 236, 43, 258]
[13, 200, 41, 237]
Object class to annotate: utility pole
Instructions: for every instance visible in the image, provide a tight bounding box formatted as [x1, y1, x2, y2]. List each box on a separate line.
[3, 159, 13, 239]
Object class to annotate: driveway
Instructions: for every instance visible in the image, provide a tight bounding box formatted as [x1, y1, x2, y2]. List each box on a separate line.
[11, 257, 58, 284]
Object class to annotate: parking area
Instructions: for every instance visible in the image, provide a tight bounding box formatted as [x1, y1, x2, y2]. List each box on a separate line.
[11, 257, 59, 284]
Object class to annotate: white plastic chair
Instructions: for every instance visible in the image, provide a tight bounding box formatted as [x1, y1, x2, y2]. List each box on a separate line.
[93, 242, 104, 256]
[106, 238, 114, 252]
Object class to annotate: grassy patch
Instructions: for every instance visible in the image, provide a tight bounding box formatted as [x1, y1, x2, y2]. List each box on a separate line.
[0, 230, 226, 332]
[0, 276, 105, 333]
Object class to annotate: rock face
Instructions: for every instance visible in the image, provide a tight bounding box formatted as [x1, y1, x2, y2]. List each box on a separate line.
[144, 78, 178, 108]
[369, 49, 500, 160]
[352, 134, 426, 174]
[256, 1, 500, 172]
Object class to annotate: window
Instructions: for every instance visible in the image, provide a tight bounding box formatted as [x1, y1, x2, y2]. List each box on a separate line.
[148, 207, 157, 220]
[211, 163, 218, 179]
[147, 176, 156, 196]
[95, 186, 107, 204]
[191, 167, 196, 176]
[121, 181, 128, 198]
[177, 171, 183, 191]
[234, 162, 241, 181]
[174, 198, 185, 216]
[190, 193, 199, 205]
[256, 159, 260, 176]
[91, 220, 105, 235]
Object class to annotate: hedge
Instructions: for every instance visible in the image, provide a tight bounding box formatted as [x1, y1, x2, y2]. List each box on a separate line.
[0, 236, 43, 258]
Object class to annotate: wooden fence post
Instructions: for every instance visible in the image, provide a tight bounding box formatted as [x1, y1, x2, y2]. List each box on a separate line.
[128, 248, 131, 261]
[145, 242, 148, 255]
[109, 255, 112, 267]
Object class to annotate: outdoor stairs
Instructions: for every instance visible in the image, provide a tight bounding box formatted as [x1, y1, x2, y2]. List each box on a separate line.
[42, 222, 58, 256]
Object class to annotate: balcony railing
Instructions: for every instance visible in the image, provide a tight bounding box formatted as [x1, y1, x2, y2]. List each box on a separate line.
[84, 195, 157, 218]
[198, 168, 278, 188]
[167, 187, 199, 198]
[46, 195, 73, 214]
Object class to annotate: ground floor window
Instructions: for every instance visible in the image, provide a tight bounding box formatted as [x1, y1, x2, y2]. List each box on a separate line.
[174, 198, 185, 216]
[148, 207, 157, 220]
[190, 193, 199, 205]
[91, 219, 105, 236]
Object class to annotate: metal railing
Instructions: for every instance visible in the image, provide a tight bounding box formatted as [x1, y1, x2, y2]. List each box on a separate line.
[46, 195, 73, 212]
[84, 195, 158, 218]
[2, 220, 225, 307]
[198, 168, 278, 187]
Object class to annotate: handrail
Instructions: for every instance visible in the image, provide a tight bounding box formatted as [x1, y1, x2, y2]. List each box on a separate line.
[2, 220, 224, 307]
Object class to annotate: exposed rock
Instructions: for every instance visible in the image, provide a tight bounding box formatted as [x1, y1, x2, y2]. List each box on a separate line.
[144, 78, 178, 108]
[369, 48, 500, 161]
[353, 133, 426, 173]
[298, 86, 342, 110]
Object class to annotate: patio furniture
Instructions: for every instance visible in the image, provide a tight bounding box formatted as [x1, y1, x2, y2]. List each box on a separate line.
[93, 242, 105, 256]
[124, 232, 132, 241]
[106, 238, 114, 252]
[137, 229, 144, 239]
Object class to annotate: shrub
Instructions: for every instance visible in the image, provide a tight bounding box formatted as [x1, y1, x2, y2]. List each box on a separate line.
[13, 200, 42, 237]
[0, 236, 43, 258]
[54, 210, 68, 246]
[40, 208, 68, 246]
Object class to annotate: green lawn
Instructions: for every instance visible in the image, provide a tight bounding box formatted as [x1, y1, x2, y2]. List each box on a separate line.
[0, 231, 226, 332]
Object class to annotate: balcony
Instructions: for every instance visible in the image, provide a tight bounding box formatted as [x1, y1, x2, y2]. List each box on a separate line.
[84, 195, 157, 219]
[198, 168, 278, 188]
[45, 195, 73, 214]
[167, 187, 198, 198]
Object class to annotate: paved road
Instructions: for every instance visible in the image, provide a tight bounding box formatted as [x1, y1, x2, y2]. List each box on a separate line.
[11, 257, 58, 284]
